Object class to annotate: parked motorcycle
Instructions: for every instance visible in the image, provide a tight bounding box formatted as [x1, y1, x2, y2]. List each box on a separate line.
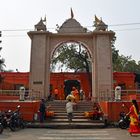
[0, 105, 26, 132]
[0, 110, 13, 133]
[0, 111, 3, 134]
[118, 111, 130, 129]
[9, 105, 26, 131]
[0, 123, 3, 134]
[0, 112, 3, 134]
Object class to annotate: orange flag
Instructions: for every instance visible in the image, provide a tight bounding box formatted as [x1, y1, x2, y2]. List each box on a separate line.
[71, 8, 74, 19]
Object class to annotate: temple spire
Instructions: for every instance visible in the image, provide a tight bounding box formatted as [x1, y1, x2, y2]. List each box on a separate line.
[70, 8, 74, 19]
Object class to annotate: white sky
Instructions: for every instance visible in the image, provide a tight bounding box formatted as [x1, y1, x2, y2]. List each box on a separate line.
[0, 0, 140, 72]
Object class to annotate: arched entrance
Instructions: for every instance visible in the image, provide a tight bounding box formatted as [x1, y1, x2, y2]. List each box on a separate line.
[64, 80, 80, 97]
[50, 41, 92, 100]
[28, 14, 115, 101]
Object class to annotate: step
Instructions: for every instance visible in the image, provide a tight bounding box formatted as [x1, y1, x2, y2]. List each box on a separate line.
[47, 100, 94, 106]
[41, 100, 105, 129]
[54, 112, 85, 115]
[51, 110, 92, 113]
[47, 100, 93, 104]
[49, 104, 93, 107]
[53, 116, 86, 119]
[48, 118, 89, 122]
[46, 118, 104, 123]
[50, 106, 93, 109]
[27, 122, 106, 129]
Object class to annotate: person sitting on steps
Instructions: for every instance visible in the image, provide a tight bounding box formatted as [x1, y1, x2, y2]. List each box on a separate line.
[92, 102, 103, 120]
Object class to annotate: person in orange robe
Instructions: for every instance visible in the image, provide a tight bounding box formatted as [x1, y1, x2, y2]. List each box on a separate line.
[54, 88, 59, 100]
[71, 87, 79, 102]
[127, 99, 140, 135]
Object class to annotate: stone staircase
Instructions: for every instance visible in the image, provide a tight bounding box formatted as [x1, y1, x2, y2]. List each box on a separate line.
[44, 100, 106, 128]
[27, 100, 106, 129]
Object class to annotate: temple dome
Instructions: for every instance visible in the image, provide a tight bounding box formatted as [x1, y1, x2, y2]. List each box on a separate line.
[58, 18, 87, 33]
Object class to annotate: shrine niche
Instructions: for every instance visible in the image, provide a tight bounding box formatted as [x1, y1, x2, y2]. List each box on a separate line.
[28, 11, 115, 101]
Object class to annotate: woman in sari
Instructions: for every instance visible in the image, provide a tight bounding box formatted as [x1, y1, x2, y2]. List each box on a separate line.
[127, 99, 140, 135]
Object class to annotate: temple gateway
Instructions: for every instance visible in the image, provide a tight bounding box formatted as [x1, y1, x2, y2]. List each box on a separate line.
[28, 12, 115, 101]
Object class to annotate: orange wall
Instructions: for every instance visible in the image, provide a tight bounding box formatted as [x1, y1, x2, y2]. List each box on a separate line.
[0, 72, 29, 90]
[100, 101, 140, 122]
[50, 72, 91, 98]
[113, 72, 136, 89]
[0, 72, 137, 97]
[0, 100, 40, 121]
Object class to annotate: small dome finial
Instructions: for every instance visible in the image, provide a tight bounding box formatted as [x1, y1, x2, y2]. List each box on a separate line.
[34, 17, 46, 31]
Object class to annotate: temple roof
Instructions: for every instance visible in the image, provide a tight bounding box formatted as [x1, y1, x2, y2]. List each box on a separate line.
[58, 18, 87, 33]
[34, 18, 46, 31]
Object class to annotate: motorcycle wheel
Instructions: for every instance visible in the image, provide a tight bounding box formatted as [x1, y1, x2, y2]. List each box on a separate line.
[20, 121, 26, 129]
[118, 120, 128, 129]
[9, 123, 16, 132]
[0, 124, 3, 134]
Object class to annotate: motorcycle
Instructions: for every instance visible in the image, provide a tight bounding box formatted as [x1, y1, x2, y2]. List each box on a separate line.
[0, 112, 3, 134]
[0, 110, 13, 132]
[8, 105, 26, 131]
[0, 111, 3, 134]
[118, 111, 130, 129]
[0, 105, 26, 132]
[0, 123, 3, 134]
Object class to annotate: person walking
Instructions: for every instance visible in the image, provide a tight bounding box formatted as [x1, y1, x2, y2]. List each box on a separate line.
[66, 99, 75, 123]
[127, 99, 140, 135]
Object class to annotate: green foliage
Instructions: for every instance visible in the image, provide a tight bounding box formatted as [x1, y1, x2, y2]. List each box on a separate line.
[111, 36, 140, 73]
[0, 47, 6, 84]
[51, 39, 140, 74]
[113, 54, 140, 73]
[0, 47, 6, 72]
[51, 43, 91, 72]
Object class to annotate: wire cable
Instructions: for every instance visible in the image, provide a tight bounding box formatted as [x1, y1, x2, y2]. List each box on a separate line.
[1, 22, 140, 37]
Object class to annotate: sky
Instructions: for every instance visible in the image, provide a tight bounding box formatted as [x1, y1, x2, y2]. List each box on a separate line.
[0, 0, 140, 72]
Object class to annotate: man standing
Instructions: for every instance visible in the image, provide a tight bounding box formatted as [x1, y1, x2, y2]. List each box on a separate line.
[66, 99, 75, 123]
[39, 99, 46, 123]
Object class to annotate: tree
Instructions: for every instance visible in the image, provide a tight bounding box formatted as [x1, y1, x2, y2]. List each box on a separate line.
[0, 31, 6, 72]
[111, 36, 120, 71]
[51, 39, 140, 74]
[111, 36, 140, 73]
[0, 33, 6, 84]
[51, 43, 91, 72]
[0, 47, 6, 72]
[115, 55, 140, 73]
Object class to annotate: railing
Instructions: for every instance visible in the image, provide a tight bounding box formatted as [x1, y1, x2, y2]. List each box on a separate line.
[0, 90, 20, 96]
[1, 89, 140, 101]
[28, 90, 42, 100]
[93, 90, 140, 102]
[0, 90, 42, 100]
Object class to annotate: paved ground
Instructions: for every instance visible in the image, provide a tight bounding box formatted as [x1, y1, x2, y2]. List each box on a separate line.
[0, 128, 140, 140]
